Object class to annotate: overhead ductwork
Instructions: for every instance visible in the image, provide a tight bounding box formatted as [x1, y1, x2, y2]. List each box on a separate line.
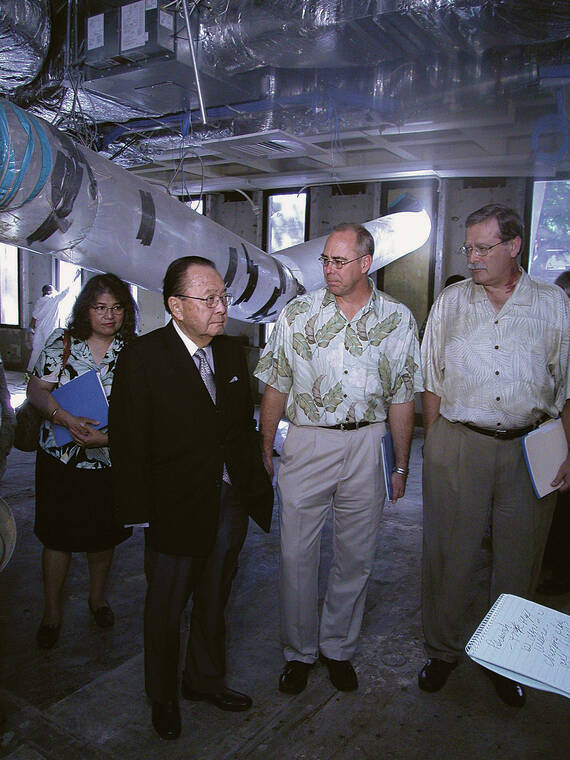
[0, 0, 50, 93]
[0, 1, 568, 184]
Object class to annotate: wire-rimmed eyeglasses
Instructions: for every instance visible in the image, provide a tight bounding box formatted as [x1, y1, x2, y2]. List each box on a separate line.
[318, 254, 367, 269]
[458, 239, 512, 257]
[175, 293, 233, 308]
[90, 304, 125, 314]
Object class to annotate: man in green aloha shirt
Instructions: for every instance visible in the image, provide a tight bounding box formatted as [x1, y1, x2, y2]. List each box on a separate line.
[255, 222, 423, 695]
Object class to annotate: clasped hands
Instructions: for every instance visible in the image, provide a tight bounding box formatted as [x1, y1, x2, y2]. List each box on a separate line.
[54, 409, 108, 448]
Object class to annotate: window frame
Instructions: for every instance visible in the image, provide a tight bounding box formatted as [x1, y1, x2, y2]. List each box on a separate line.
[522, 173, 570, 283]
[0, 244, 21, 327]
[261, 188, 310, 345]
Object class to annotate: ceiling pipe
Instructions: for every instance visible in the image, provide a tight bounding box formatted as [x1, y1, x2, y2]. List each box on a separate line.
[181, 0, 208, 125]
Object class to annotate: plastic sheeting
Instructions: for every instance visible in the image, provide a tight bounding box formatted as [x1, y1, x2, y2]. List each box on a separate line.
[0, 1, 568, 165]
[198, 0, 570, 74]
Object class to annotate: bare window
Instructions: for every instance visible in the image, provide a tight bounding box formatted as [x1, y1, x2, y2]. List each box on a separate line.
[0, 244, 19, 325]
[267, 193, 307, 254]
[57, 260, 82, 291]
[265, 192, 307, 341]
[528, 180, 570, 285]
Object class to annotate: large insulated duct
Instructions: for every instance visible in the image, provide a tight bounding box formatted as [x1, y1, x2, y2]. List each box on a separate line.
[0, 100, 430, 322]
[0, 0, 51, 94]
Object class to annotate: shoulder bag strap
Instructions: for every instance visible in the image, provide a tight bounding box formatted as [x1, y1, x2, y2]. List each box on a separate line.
[57, 331, 72, 384]
[62, 330, 71, 369]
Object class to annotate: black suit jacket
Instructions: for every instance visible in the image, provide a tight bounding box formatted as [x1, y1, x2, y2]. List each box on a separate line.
[109, 322, 273, 557]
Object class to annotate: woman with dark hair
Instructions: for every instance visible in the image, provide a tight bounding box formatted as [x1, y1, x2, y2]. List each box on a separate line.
[27, 273, 138, 648]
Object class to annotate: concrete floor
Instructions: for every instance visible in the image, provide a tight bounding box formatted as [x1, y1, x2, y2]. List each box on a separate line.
[0, 372, 568, 759]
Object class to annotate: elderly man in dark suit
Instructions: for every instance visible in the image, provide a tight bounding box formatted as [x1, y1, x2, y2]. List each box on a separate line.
[109, 256, 273, 741]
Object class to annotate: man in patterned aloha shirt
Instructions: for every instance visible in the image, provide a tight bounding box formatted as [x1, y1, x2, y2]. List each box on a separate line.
[255, 222, 423, 695]
[418, 204, 570, 708]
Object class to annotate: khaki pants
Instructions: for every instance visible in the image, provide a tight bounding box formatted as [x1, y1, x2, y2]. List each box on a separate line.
[422, 416, 556, 662]
[277, 422, 386, 663]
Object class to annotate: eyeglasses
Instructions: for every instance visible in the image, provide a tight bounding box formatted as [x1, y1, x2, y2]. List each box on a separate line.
[175, 293, 233, 308]
[90, 304, 124, 314]
[318, 254, 367, 269]
[458, 239, 512, 257]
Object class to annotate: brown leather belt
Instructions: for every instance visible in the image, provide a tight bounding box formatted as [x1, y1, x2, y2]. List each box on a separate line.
[320, 420, 372, 431]
[461, 419, 544, 440]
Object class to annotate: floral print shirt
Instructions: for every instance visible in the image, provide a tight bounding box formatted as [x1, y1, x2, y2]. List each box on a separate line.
[254, 281, 423, 426]
[33, 328, 125, 469]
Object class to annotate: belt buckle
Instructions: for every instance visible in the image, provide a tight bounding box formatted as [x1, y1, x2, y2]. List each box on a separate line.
[494, 429, 508, 439]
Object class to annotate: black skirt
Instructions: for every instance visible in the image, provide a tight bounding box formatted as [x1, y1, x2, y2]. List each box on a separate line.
[34, 446, 132, 552]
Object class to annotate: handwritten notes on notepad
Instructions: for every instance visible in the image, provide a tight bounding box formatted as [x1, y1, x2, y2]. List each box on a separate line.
[465, 594, 569, 698]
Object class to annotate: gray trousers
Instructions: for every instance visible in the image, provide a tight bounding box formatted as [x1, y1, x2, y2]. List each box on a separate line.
[277, 422, 386, 663]
[422, 416, 556, 663]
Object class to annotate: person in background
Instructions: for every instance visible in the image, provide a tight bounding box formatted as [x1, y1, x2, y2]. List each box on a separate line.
[255, 222, 422, 696]
[27, 274, 137, 650]
[536, 268, 570, 595]
[27, 271, 81, 374]
[554, 269, 570, 297]
[419, 204, 569, 707]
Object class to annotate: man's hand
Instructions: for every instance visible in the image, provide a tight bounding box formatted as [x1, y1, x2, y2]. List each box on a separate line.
[262, 449, 274, 480]
[390, 471, 407, 503]
[552, 452, 570, 492]
[259, 385, 287, 484]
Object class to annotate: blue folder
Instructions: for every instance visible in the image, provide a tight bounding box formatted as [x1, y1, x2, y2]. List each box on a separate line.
[51, 370, 109, 446]
[381, 429, 394, 502]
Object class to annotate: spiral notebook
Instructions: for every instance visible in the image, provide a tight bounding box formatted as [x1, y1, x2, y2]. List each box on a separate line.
[465, 594, 570, 698]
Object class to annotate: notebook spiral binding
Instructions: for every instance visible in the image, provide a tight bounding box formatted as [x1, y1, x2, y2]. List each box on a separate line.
[465, 594, 504, 653]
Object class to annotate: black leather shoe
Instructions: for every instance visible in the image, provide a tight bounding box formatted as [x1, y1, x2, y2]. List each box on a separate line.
[418, 658, 457, 692]
[484, 669, 526, 707]
[181, 685, 252, 712]
[279, 660, 312, 694]
[151, 700, 181, 740]
[36, 622, 61, 649]
[88, 601, 115, 628]
[320, 654, 358, 691]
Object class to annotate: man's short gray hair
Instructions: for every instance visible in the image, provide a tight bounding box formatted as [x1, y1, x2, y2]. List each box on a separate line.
[332, 223, 374, 259]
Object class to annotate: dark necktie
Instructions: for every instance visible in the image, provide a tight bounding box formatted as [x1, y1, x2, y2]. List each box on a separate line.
[195, 348, 230, 484]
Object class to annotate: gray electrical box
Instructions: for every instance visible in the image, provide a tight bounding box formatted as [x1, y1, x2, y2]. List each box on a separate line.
[85, 2, 175, 72]
[82, 0, 263, 115]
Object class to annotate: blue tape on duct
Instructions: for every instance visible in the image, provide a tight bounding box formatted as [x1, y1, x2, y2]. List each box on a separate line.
[10, 103, 52, 203]
[0, 105, 35, 207]
[0, 103, 17, 208]
[0, 102, 53, 209]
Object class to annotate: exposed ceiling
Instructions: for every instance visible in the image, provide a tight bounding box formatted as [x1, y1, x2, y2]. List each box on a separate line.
[2, 0, 569, 197]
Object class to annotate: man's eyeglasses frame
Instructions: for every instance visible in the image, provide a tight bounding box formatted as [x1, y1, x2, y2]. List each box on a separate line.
[318, 254, 369, 270]
[175, 293, 233, 308]
[458, 239, 514, 257]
